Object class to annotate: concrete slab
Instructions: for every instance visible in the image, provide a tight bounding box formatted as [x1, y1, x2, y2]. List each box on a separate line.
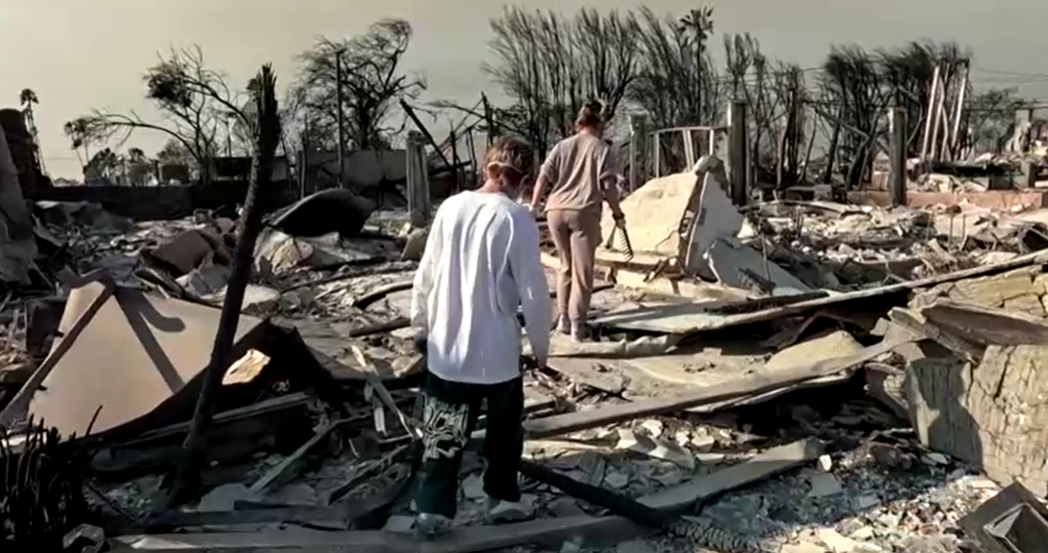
[25, 280, 265, 439]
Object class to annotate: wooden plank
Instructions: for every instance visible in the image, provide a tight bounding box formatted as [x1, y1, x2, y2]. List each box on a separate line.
[594, 249, 1048, 335]
[247, 419, 344, 495]
[117, 393, 311, 447]
[148, 465, 412, 532]
[524, 336, 914, 439]
[117, 439, 819, 552]
[641, 439, 822, 511]
[519, 460, 667, 528]
[351, 345, 421, 440]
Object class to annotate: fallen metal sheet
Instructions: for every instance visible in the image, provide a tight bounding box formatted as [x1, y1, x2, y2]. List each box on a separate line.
[960, 482, 1048, 553]
[594, 248, 1048, 335]
[283, 318, 422, 382]
[527, 334, 912, 439]
[12, 279, 265, 440]
[269, 188, 375, 238]
[545, 343, 850, 412]
[706, 236, 811, 293]
[920, 300, 1048, 346]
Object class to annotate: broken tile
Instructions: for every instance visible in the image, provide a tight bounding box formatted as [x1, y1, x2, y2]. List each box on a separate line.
[640, 419, 664, 437]
[690, 434, 715, 452]
[817, 454, 834, 472]
[808, 472, 843, 498]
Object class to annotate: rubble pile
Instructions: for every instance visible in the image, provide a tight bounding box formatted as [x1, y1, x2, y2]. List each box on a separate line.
[749, 200, 1048, 291]
[3, 163, 1048, 552]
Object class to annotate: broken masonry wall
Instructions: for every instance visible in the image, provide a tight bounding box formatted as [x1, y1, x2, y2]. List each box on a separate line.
[28, 179, 296, 221]
[905, 264, 1048, 495]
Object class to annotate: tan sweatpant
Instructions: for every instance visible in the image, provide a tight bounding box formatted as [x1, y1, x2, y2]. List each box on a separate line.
[547, 209, 602, 323]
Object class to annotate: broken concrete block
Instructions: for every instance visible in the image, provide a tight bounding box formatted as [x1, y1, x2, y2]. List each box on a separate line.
[765, 330, 863, 372]
[462, 473, 486, 500]
[639, 419, 663, 437]
[807, 472, 843, 497]
[907, 346, 1048, 495]
[254, 230, 314, 277]
[151, 229, 231, 277]
[401, 227, 428, 261]
[604, 472, 630, 489]
[176, 260, 232, 298]
[947, 273, 1039, 308]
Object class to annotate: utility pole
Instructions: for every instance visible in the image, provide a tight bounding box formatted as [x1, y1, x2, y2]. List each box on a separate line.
[335, 48, 346, 189]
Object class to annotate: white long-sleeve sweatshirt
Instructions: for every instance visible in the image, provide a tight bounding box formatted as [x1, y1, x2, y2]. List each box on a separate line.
[410, 190, 551, 385]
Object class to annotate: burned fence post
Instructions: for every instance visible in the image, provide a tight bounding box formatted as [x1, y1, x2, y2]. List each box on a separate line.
[406, 131, 430, 228]
[890, 106, 907, 207]
[335, 48, 346, 189]
[170, 64, 281, 507]
[628, 113, 649, 192]
[728, 100, 748, 207]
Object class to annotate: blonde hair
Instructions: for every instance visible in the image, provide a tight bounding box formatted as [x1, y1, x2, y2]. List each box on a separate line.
[485, 136, 534, 177]
[575, 99, 605, 130]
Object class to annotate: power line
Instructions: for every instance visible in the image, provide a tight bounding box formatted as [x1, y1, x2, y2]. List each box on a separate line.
[970, 66, 1048, 78]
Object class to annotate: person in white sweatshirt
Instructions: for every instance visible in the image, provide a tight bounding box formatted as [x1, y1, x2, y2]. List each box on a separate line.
[409, 137, 551, 537]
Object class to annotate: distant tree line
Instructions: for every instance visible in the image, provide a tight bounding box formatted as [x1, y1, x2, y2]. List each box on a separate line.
[481, 6, 1029, 188]
[54, 5, 1028, 188]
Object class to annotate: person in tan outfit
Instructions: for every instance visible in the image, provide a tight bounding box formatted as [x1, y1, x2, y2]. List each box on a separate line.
[529, 100, 625, 342]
